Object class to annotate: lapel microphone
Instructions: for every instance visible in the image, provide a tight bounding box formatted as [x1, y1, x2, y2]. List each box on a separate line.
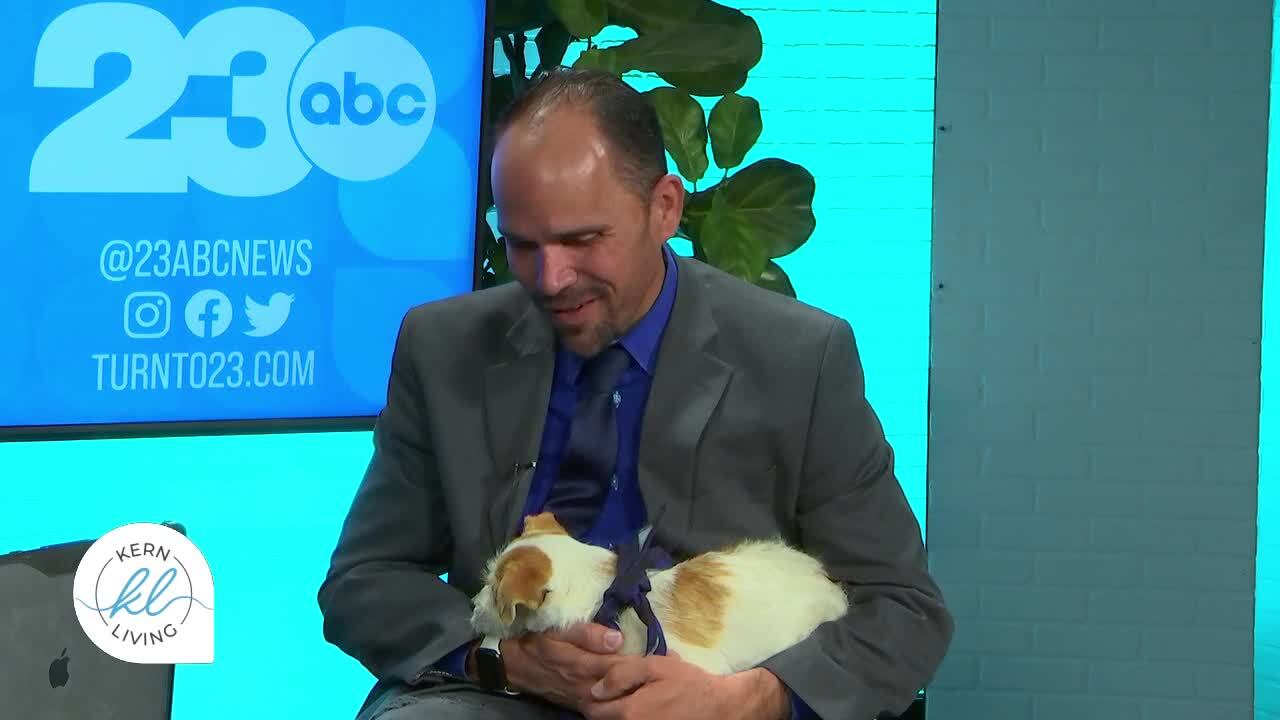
[511, 461, 537, 484]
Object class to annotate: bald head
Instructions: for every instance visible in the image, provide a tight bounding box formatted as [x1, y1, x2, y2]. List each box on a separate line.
[491, 68, 667, 201]
[495, 105, 611, 201]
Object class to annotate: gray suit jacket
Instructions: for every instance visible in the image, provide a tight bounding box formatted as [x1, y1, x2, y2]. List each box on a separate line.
[318, 254, 953, 719]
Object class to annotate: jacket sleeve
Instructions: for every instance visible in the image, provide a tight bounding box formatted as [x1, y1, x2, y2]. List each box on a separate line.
[317, 309, 479, 686]
[759, 318, 954, 719]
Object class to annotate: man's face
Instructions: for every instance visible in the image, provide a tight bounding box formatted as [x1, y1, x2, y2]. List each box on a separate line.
[491, 107, 683, 357]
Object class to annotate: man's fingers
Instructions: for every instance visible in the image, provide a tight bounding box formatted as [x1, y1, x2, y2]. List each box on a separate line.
[590, 657, 655, 701]
[546, 623, 624, 654]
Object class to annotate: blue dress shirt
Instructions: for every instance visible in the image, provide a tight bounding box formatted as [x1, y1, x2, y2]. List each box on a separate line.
[436, 244, 814, 719]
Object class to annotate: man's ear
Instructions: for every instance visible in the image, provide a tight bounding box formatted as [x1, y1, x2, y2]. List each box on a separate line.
[649, 173, 686, 242]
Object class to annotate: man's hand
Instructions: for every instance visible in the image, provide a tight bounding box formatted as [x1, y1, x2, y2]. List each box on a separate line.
[581, 654, 792, 720]
[498, 623, 630, 710]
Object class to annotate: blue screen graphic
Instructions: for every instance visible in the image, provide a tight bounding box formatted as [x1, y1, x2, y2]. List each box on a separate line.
[0, 1, 488, 430]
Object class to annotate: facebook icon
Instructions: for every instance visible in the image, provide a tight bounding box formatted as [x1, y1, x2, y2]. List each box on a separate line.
[184, 290, 233, 338]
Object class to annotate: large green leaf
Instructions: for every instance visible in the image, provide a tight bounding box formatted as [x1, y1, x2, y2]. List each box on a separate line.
[591, 0, 762, 96]
[493, 0, 556, 33]
[573, 47, 624, 75]
[700, 186, 768, 283]
[586, 28, 759, 96]
[756, 260, 796, 297]
[680, 186, 712, 239]
[606, 0, 700, 27]
[547, 0, 608, 38]
[723, 159, 817, 259]
[708, 93, 761, 170]
[606, 0, 756, 41]
[645, 87, 708, 183]
[535, 22, 573, 73]
[681, 159, 816, 259]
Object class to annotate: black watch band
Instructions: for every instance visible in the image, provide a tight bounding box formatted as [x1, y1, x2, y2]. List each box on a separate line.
[474, 635, 519, 695]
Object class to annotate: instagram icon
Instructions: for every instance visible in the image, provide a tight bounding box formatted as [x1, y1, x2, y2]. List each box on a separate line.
[123, 292, 171, 339]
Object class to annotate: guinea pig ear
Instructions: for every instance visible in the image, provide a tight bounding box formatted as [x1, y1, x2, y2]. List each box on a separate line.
[494, 545, 552, 623]
[496, 595, 516, 625]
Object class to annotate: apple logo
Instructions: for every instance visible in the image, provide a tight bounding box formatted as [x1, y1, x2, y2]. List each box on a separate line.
[48, 648, 70, 688]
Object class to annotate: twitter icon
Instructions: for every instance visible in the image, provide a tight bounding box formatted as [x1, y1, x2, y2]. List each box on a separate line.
[244, 292, 295, 337]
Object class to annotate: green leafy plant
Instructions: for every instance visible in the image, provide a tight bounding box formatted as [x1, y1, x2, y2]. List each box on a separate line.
[481, 0, 817, 297]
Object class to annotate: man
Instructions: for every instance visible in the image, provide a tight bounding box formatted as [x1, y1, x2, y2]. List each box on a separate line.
[318, 68, 953, 720]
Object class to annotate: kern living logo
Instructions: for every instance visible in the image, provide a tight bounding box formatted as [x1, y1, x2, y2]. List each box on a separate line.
[29, 3, 438, 195]
[73, 523, 214, 664]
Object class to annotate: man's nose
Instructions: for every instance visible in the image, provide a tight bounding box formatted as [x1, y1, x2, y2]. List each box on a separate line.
[537, 248, 576, 297]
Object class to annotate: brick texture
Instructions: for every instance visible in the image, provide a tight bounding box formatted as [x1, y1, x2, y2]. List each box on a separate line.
[929, 0, 1267, 717]
[1255, 5, 1280, 719]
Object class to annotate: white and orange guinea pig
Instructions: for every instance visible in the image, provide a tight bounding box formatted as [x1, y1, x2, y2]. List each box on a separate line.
[468, 512, 849, 675]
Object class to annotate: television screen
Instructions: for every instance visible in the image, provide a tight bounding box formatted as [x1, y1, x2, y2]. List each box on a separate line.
[0, 0, 490, 438]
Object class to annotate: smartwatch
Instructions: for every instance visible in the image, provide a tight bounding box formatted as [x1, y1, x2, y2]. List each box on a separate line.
[473, 635, 519, 695]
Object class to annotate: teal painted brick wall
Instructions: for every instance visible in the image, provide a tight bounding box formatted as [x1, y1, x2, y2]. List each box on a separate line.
[1259, 9, 1280, 720]
[739, 0, 936, 527]
[930, 0, 1267, 718]
[0, 3, 936, 718]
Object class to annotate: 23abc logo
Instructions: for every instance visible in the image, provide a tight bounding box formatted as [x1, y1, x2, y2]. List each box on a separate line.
[29, 4, 437, 196]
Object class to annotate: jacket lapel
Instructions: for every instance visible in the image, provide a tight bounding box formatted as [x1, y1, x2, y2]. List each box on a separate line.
[638, 258, 733, 547]
[483, 303, 555, 550]
[480, 257, 733, 554]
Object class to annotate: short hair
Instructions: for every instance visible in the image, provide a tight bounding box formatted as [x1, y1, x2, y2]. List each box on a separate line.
[492, 67, 668, 200]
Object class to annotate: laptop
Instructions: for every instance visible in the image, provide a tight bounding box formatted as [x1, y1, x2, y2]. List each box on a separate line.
[0, 531, 176, 719]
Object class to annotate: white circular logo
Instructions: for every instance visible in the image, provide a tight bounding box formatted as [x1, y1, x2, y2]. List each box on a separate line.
[288, 26, 437, 182]
[185, 289, 232, 338]
[72, 523, 215, 665]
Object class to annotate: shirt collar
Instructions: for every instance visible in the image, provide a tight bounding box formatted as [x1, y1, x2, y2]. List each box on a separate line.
[617, 243, 678, 375]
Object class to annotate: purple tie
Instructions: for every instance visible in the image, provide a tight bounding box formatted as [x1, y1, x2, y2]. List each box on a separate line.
[545, 346, 632, 538]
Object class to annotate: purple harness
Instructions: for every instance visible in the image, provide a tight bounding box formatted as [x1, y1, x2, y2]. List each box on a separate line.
[590, 534, 673, 656]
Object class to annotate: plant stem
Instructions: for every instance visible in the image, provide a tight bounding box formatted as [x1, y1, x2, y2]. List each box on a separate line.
[499, 34, 517, 68]
[500, 33, 528, 93]
[514, 33, 527, 77]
